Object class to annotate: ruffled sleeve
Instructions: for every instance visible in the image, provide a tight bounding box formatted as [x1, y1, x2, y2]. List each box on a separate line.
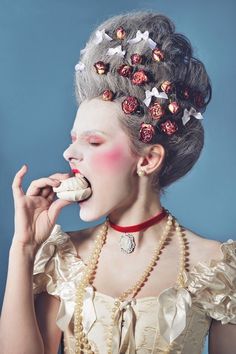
[32, 224, 96, 333]
[187, 239, 236, 324]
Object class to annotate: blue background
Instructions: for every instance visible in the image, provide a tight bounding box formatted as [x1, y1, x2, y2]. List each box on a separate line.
[0, 1, 236, 353]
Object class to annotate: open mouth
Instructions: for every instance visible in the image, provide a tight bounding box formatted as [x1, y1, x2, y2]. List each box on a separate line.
[73, 172, 93, 202]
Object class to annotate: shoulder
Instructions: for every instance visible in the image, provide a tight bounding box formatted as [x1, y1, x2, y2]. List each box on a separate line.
[183, 227, 223, 268]
[65, 223, 104, 254]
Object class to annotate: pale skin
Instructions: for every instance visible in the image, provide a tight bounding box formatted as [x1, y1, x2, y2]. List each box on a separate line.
[0, 97, 235, 354]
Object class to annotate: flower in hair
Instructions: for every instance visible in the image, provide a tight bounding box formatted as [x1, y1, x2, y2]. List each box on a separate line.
[102, 90, 114, 101]
[194, 92, 205, 108]
[143, 87, 168, 107]
[131, 53, 143, 65]
[127, 30, 157, 50]
[168, 101, 180, 115]
[161, 120, 178, 135]
[116, 27, 126, 40]
[161, 81, 173, 94]
[93, 29, 113, 45]
[139, 123, 155, 143]
[131, 70, 149, 86]
[182, 107, 203, 125]
[107, 45, 126, 57]
[178, 85, 191, 100]
[94, 61, 109, 75]
[149, 102, 165, 120]
[117, 64, 133, 77]
[75, 62, 85, 72]
[122, 96, 140, 114]
[152, 48, 164, 62]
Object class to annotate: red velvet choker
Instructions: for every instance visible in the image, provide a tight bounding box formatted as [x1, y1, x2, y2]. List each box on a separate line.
[108, 208, 167, 254]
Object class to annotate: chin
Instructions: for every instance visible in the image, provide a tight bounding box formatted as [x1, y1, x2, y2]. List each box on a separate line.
[78, 203, 108, 223]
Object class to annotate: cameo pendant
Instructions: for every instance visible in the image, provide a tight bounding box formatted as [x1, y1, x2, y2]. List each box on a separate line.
[119, 233, 136, 254]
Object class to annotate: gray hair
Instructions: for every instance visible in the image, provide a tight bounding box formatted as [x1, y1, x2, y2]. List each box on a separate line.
[75, 11, 211, 191]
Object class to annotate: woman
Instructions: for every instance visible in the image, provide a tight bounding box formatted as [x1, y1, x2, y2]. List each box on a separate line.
[0, 11, 235, 354]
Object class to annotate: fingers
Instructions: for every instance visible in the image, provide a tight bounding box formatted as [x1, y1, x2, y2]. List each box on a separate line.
[49, 172, 71, 180]
[26, 178, 61, 196]
[48, 198, 73, 224]
[12, 164, 28, 199]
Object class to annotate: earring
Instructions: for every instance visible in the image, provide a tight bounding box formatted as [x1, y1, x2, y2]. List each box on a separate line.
[137, 168, 146, 177]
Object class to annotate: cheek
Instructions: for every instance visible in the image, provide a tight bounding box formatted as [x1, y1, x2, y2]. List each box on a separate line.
[90, 145, 133, 173]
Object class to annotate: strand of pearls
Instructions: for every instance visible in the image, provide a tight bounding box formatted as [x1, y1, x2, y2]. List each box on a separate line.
[74, 211, 187, 354]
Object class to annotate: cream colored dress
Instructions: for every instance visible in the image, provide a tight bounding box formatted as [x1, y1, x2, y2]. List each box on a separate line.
[33, 225, 236, 354]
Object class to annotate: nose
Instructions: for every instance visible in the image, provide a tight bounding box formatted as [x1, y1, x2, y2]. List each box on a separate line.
[63, 143, 83, 163]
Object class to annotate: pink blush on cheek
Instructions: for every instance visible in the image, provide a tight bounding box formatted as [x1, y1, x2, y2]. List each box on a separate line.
[90, 145, 131, 172]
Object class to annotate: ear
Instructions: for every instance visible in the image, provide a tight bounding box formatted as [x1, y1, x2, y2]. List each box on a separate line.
[137, 144, 165, 175]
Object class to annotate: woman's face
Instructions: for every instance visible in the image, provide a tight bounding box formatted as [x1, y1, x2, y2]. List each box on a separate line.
[63, 97, 140, 221]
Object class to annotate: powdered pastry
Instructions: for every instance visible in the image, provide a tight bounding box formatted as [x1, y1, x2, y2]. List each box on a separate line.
[53, 175, 92, 202]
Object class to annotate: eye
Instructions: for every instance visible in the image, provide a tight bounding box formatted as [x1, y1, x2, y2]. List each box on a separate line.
[89, 141, 101, 146]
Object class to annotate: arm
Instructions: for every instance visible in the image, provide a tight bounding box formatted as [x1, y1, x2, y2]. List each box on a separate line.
[35, 292, 62, 354]
[0, 166, 70, 354]
[0, 243, 44, 354]
[0, 244, 62, 354]
[209, 320, 236, 354]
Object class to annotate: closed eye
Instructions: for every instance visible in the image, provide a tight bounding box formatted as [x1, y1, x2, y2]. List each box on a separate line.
[89, 142, 101, 146]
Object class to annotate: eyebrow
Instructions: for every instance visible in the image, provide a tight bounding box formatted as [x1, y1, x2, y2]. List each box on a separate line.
[70, 129, 109, 137]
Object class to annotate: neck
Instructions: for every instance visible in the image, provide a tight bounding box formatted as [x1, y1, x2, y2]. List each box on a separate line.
[107, 189, 166, 249]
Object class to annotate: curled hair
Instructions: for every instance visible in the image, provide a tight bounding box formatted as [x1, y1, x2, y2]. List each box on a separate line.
[75, 11, 212, 191]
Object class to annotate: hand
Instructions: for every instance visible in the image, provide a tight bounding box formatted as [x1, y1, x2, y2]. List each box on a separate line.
[11, 164, 73, 253]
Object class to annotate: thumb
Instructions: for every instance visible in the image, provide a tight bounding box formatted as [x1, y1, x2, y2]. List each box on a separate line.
[48, 199, 73, 224]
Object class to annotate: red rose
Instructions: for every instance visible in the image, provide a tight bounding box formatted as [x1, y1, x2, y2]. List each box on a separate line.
[131, 53, 143, 65]
[168, 101, 180, 114]
[94, 61, 109, 75]
[194, 92, 204, 108]
[131, 70, 149, 86]
[149, 102, 165, 120]
[122, 96, 139, 114]
[102, 90, 114, 101]
[117, 64, 132, 77]
[152, 48, 164, 62]
[116, 26, 126, 40]
[161, 81, 173, 94]
[161, 120, 178, 136]
[139, 123, 155, 143]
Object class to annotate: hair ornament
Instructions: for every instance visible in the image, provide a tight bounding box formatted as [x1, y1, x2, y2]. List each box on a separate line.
[131, 53, 143, 65]
[75, 62, 85, 72]
[93, 29, 113, 45]
[127, 30, 157, 50]
[182, 107, 203, 126]
[139, 123, 155, 143]
[194, 92, 205, 108]
[107, 45, 126, 57]
[115, 27, 126, 40]
[102, 89, 114, 101]
[143, 87, 168, 107]
[149, 102, 165, 120]
[161, 120, 178, 135]
[161, 81, 174, 94]
[168, 101, 180, 115]
[122, 96, 140, 114]
[131, 70, 149, 86]
[152, 48, 165, 62]
[117, 64, 133, 77]
[94, 61, 109, 75]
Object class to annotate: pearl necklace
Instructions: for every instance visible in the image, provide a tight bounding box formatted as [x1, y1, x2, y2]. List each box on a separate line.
[74, 212, 187, 354]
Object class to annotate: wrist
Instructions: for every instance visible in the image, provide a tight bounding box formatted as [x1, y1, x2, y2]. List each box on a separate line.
[10, 239, 39, 261]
